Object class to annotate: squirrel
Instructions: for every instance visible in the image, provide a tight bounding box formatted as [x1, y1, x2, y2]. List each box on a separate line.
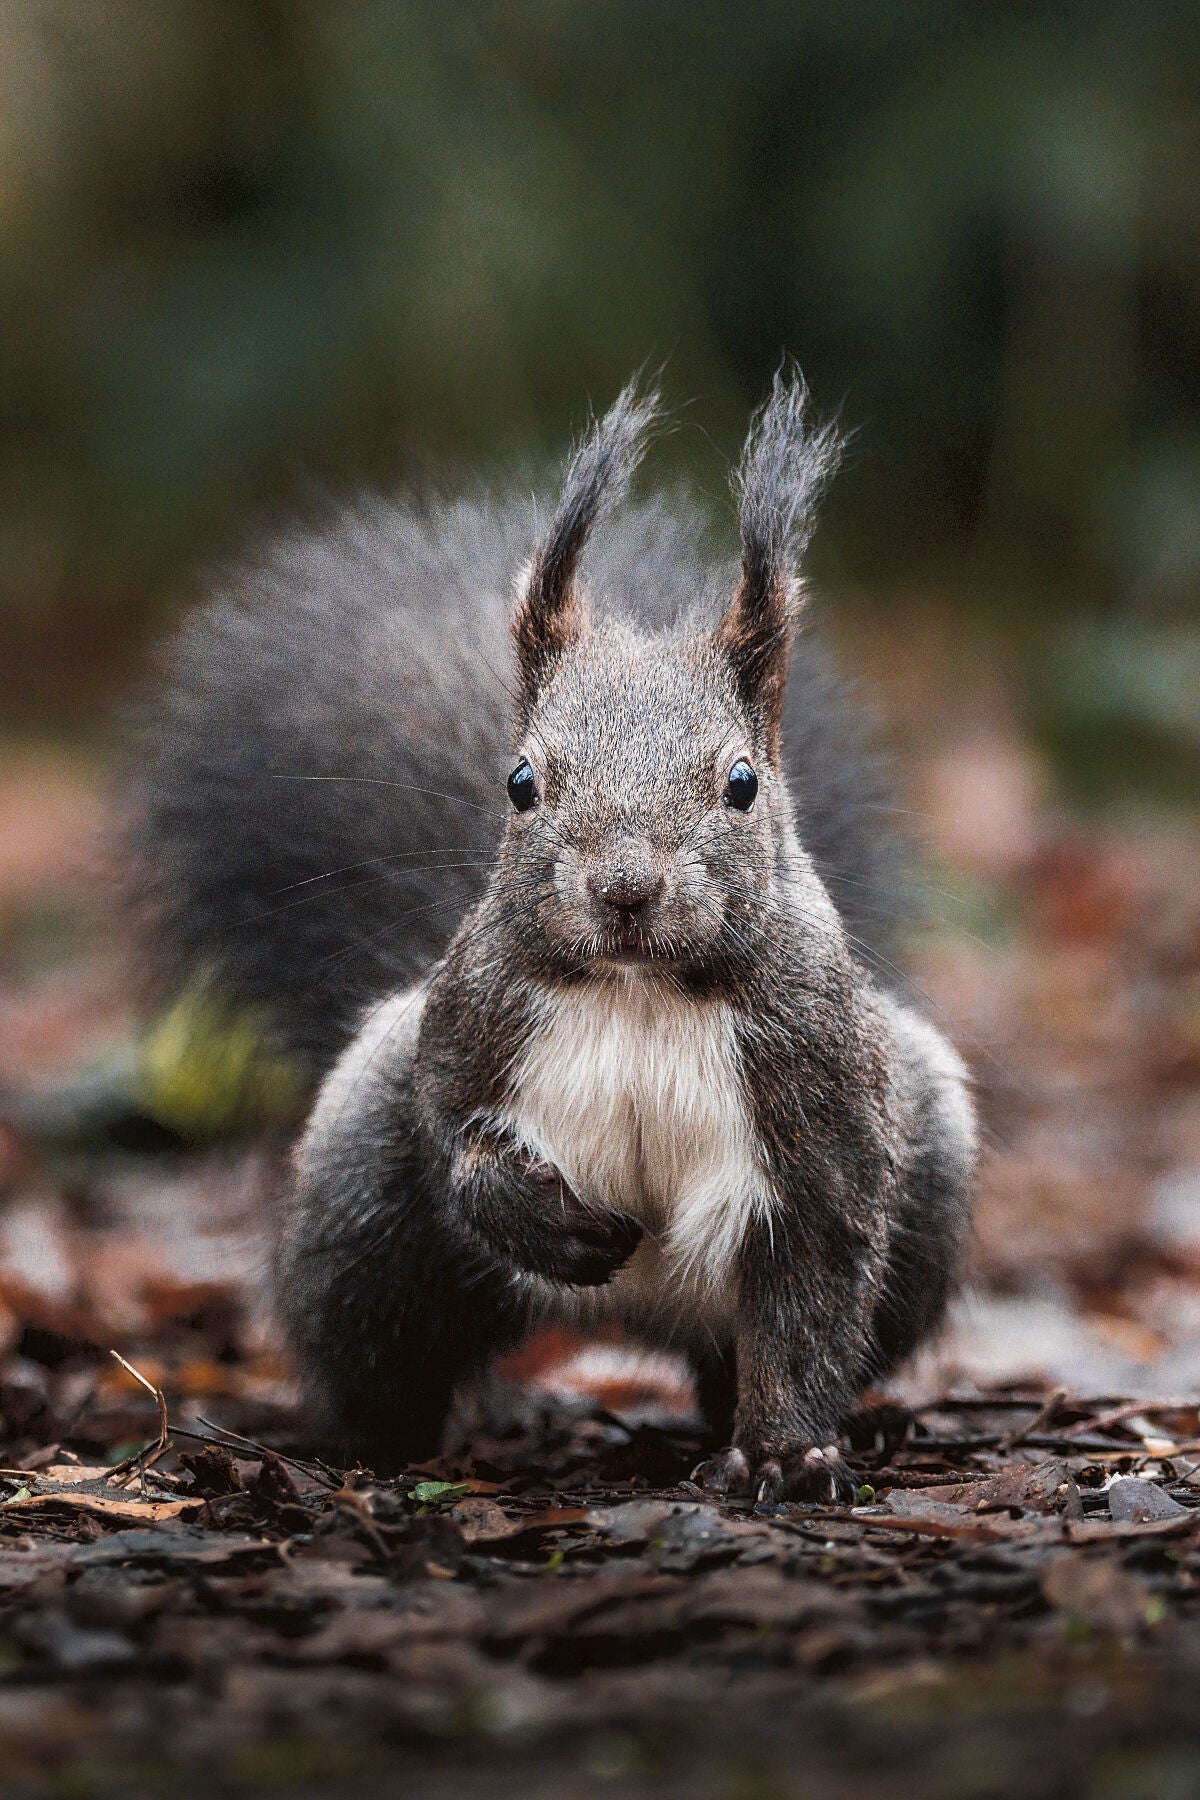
[125, 372, 977, 1503]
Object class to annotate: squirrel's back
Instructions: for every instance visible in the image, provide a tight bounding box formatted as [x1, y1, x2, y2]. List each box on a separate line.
[125, 488, 907, 1076]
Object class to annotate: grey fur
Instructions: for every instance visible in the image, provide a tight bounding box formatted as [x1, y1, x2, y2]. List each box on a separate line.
[125, 374, 976, 1491]
[515, 376, 661, 716]
[735, 362, 842, 591]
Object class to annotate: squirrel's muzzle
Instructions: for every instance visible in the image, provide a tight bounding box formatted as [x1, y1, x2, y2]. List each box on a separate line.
[586, 844, 666, 923]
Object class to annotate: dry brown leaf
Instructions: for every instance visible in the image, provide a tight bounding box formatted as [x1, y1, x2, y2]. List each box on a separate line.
[37, 1465, 113, 1486]
[918, 1458, 1081, 1517]
[3, 1464, 198, 1523]
[447, 1497, 520, 1542]
[2, 1490, 196, 1522]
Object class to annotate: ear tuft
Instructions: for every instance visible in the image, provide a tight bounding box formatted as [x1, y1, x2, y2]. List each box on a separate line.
[513, 378, 660, 719]
[716, 366, 842, 756]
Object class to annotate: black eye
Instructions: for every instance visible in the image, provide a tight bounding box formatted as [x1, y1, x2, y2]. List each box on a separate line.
[724, 758, 758, 811]
[507, 758, 538, 812]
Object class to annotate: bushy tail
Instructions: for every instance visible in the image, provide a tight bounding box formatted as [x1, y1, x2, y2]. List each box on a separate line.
[122, 494, 526, 1077]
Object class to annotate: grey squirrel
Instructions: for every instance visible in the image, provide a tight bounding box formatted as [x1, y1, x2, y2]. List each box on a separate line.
[127, 373, 977, 1502]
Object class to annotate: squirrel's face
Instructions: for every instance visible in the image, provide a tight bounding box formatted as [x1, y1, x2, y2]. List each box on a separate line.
[496, 369, 841, 978]
[499, 622, 792, 976]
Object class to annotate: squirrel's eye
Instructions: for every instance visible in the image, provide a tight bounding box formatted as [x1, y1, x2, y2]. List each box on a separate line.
[724, 758, 758, 811]
[507, 759, 538, 812]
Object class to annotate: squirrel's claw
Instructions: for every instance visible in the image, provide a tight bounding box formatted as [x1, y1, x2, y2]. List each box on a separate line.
[689, 1447, 750, 1495]
[792, 1444, 858, 1506]
[755, 1460, 786, 1506]
[690, 1442, 856, 1507]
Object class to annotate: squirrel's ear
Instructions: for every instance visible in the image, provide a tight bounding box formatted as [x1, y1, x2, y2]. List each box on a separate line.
[513, 377, 660, 719]
[715, 368, 842, 758]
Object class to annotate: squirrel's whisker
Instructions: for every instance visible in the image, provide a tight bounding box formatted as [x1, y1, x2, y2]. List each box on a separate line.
[269, 773, 503, 820]
[267, 848, 498, 899]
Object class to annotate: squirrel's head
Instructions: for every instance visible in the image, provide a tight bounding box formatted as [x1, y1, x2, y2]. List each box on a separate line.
[501, 371, 842, 980]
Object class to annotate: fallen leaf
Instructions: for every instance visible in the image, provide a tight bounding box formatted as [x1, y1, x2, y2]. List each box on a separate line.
[3, 1489, 196, 1522]
[916, 1459, 1082, 1518]
[70, 1529, 275, 1567]
[36, 1465, 113, 1486]
[448, 1497, 520, 1542]
[410, 1479, 474, 1507]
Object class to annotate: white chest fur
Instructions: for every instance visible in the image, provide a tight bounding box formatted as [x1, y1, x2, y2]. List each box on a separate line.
[503, 975, 775, 1329]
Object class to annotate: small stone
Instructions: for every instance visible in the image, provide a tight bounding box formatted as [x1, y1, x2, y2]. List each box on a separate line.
[1107, 1478, 1187, 1522]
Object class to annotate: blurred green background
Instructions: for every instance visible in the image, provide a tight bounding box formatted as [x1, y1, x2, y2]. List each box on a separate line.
[1, 0, 1197, 790]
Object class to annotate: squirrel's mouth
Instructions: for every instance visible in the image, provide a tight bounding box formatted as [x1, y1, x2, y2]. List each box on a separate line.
[591, 924, 679, 966]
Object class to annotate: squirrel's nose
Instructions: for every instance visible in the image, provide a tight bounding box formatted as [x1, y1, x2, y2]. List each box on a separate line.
[587, 866, 665, 918]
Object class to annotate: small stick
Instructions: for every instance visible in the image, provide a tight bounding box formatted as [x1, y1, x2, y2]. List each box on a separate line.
[904, 1435, 1002, 1453]
[1021, 1434, 1154, 1455]
[181, 1419, 339, 1489]
[999, 1386, 1067, 1453]
[913, 1395, 1066, 1414]
[1060, 1401, 1160, 1440]
[107, 1351, 170, 1484]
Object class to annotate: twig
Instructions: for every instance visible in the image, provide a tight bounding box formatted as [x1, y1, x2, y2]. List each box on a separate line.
[182, 1418, 339, 1489]
[1022, 1433, 1169, 1456]
[914, 1394, 1132, 1414]
[1060, 1401, 1155, 1439]
[868, 1469, 980, 1490]
[107, 1352, 170, 1483]
[999, 1386, 1067, 1453]
[904, 1435, 1002, 1453]
[913, 1395, 1058, 1413]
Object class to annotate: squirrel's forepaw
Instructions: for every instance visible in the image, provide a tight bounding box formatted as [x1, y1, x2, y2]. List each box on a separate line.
[771, 1444, 858, 1506]
[520, 1159, 643, 1285]
[689, 1442, 856, 1507]
[559, 1208, 644, 1286]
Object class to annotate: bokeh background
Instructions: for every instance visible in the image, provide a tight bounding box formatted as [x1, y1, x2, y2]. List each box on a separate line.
[1, 2, 1199, 1427]
[2, 0, 1199, 758]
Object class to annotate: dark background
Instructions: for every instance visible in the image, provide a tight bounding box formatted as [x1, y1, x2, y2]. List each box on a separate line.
[1, 0, 1197, 802]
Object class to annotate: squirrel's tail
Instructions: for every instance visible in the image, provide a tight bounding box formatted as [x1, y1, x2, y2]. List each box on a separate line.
[122, 495, 524, 1078]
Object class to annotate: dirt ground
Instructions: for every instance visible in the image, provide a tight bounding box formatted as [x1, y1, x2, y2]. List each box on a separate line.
[1, 640, 1199, 1798]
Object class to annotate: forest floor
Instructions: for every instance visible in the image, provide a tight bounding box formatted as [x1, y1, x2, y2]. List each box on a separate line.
[1, 635, 1199, 1798]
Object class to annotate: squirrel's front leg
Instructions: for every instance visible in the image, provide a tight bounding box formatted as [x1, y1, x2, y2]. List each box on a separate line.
[693, 1201, 879, 1505]
[439, 1125, 643, 1288]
